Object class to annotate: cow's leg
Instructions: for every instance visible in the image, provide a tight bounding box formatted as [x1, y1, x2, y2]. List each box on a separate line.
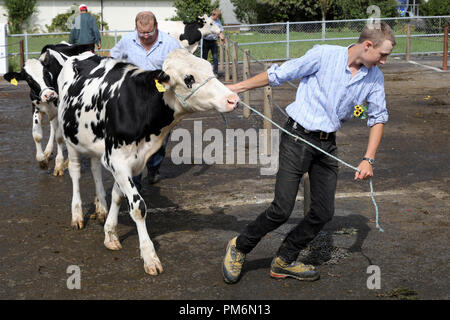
[90, 157, 108, 223]
[43, 115, 55, 161]
[113, 167, 163, 275]
[53, 119, 67, 176]
[32, 109, 48, 169]
[67, 144, 84, 229]
[104, 182, 123, 250]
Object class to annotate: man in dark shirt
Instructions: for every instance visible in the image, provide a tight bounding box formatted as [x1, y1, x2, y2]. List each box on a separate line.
[69, 4, 101, 52]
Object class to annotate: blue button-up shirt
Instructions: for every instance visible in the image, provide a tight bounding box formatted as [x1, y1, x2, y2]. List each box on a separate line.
[110, 29, 181, 70]
[268, 44, 388, 132]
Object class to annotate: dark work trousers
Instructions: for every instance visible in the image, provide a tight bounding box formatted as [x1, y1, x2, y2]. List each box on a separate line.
[202, 39, 219, 75]
[236, 118, 339, 263]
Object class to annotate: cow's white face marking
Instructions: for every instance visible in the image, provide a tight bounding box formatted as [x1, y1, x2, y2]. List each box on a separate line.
[23, 59, 58, 102]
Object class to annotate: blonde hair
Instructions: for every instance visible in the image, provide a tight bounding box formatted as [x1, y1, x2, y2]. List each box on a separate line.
[211, 8, 221, 17]
[135, 11, 157, 28]
[358, 22, 396, 48]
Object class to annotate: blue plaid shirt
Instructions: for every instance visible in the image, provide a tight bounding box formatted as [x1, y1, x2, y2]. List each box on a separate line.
[268, 44, 388, 132]
[110, 30, 181, 70]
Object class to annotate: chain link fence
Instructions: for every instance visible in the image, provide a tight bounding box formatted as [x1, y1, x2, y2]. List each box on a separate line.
[224, 16, 450, 63]
[3, 16, 449, 71]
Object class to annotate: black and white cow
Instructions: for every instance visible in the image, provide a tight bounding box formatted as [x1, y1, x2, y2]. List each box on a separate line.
[57, 48, 239, 275]
[3, 43, 92, 175]
[159, 14, 221, 53]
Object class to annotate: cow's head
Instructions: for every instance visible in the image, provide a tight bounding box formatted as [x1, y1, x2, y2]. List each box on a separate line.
[196, 14, 221, 36]
[161, 48, 239, 113]
[3, 58, 59, 103]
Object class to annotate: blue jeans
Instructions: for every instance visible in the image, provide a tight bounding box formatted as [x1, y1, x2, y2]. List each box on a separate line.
[202, 39, 219, 74]
[132, 134, 169, 189]
[236, 119, 338, 263]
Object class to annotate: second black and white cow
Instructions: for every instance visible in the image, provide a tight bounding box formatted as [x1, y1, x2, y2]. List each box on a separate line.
[3, 43, 92, 175]
[158, 14, 220, 53]
[57, 48, 239, 275]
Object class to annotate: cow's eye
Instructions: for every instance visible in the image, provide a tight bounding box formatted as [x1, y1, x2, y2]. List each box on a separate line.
[184, 75, 195, 89]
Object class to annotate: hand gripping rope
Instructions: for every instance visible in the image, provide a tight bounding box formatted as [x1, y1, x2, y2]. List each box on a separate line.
[237, 100, 384, 232]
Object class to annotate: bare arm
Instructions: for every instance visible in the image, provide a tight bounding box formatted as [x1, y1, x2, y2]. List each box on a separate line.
[226, 71, 269, 94]
[354, 123, 384, 180]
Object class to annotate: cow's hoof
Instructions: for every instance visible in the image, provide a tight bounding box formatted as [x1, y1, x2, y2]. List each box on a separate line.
[53, 168, 65, 176]
[71, 219, 84, 229]
[144, 260, 163, 276]
[38, 159, 49, 170]
[63, 158, 69, 169]
[105, 240, 122, 251]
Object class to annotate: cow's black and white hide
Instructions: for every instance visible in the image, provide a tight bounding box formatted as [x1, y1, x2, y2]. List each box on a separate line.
[158, 14, 221, 53]
[57, 48, 239, 275]
[2, 43, 91, 175]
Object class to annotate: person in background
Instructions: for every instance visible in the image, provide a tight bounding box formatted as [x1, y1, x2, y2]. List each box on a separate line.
[69, 4, 101, 52]
[110, 11, 181, 190]
[202, 8, 225, 76]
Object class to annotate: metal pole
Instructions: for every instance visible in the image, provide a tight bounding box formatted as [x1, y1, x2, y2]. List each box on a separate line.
[286, 21, 290, 60]
[406, 24, 411, 61]
[443, 24, 448, 71]
[19, 39, 24, 68]
[219, 42, 224, 72]
[24, 32, 28, 60]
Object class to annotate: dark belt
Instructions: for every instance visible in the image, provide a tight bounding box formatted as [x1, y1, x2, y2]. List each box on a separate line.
[287, 117, 335, 141]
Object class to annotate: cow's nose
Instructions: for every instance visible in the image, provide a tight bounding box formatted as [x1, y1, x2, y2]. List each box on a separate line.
[226, 93, 240, 110]
[44, 91, 58, 102]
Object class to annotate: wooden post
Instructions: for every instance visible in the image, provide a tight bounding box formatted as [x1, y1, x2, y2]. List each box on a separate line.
[263, 63, 272, 155]
[219, 42, 224, 72]
[19, 39, 24, 68]
[224, 37, 230, 82]
[443, 24, 448, 71]
[406, 24, 411, 61]
[242, 49, 251, 118]
[232, 41, 238, 83]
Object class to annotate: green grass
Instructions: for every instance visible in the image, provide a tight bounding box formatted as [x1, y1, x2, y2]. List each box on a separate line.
[6, 28, 446, 71]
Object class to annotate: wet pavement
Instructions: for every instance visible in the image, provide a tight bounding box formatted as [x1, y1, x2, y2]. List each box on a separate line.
[0, 57, 449, 301]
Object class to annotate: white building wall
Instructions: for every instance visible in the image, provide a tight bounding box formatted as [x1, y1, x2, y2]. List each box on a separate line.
[0, 0, 239, 33]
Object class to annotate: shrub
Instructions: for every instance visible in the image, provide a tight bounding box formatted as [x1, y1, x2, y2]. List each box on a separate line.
[4, 0, 37, 34]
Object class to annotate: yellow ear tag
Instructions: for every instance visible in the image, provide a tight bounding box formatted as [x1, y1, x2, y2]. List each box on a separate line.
[10, 78, 18, 86]
[155, 79, 166, 92]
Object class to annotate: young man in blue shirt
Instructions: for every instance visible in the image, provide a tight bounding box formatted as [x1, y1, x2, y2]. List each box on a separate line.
[110, 11, 181, 189]
[222, 22, 396, 283]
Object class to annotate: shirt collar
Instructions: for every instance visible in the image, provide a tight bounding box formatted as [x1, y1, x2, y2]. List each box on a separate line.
[345, 43, 368, 76]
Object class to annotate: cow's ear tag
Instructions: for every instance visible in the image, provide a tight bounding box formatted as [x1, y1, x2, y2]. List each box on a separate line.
[10, 78, 18, 86]
[155, 79, 166, 92]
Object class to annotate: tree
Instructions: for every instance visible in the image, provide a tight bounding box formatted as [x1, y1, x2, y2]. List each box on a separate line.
[333, 0, 398, 20]
[230, 0, 259, 24]
[171, 0, 220, 22]
[420, 0, 450, 16]
[46, 5, 109, 32]
[4, 0, 37, 34]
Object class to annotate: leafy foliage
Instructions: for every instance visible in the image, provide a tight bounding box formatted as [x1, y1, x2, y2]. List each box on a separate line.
[420, 0, 450, 16]
[46, 6, 108, 32]
[4, 0, 37, 34]
[171, 0, 220, 22]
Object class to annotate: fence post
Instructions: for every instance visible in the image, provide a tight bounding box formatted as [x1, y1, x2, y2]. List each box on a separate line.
[406, 24, 411, 61]
[286, 21, 290, 60]
[443, 24, 448, 71]
[0, 23, 7, 74]
[219, 42, 224, 72]
[224, 37, 230, 82]
[19, 39, 24, 68]
[263, 63, 273, 155]
[232, 41, 238, 83]
[24, 32, 28, 61]
[242, 49, 251, 118]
